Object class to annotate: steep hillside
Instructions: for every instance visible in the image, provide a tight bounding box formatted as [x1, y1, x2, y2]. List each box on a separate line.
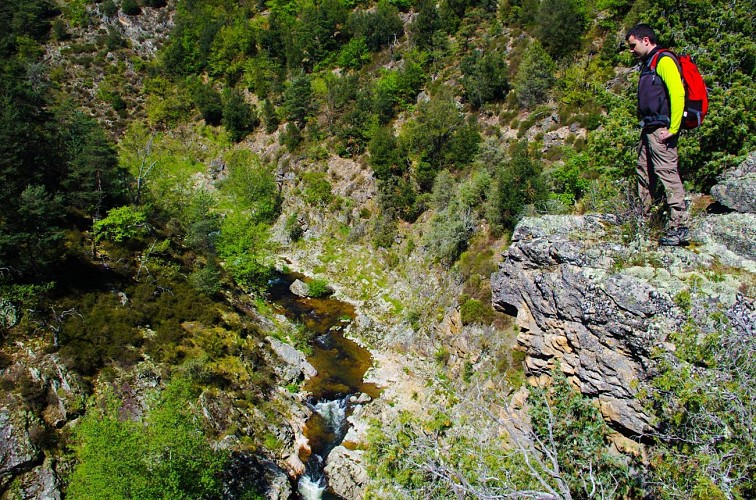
[1, 0, 754, 498]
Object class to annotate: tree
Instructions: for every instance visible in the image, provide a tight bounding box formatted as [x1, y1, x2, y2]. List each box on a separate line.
[535, 0, 587, 61]
[460, 49, 509, 108]
[68, 378, 228, 499]
[369, 128, 404, 183]
[221, 150, 281, 223]
[347, 0, 404, 52]
[59, 109, 127, 218]
[400, 94, 480, 190]
[222, 88, 258, 142]
[284, 73, 315, 128]
[513, 41, 556, 109]
[487, 140, 548, 233]
[191, 83, 223, 126]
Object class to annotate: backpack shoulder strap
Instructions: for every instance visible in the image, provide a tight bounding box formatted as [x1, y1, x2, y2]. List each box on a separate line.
[649, 48, 679, 72]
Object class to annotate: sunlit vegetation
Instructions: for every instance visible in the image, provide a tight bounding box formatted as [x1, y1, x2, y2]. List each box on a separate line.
[0, 0, 754, 497]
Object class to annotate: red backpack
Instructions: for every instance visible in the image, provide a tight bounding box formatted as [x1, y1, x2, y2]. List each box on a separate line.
[650, 49, 709, 129]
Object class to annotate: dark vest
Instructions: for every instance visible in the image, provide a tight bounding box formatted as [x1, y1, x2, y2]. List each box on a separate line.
[637, 47, 674, 128]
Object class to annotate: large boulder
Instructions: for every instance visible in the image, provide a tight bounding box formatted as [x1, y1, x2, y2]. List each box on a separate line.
[710, 151, 756, 213]
[267, 337, 317, 382]
[491, 213, 754, 435]
[324, 445, 368, 499]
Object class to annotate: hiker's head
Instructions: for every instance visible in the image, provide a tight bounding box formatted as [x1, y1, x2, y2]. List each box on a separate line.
[626, 24, 657, 58]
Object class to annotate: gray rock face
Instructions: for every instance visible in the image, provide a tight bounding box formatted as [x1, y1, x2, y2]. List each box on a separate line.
[0, 407, 43, 492]
[710, 151, 756, 213]
[324, 446, 368, 499]
[491, 213, 753, 436]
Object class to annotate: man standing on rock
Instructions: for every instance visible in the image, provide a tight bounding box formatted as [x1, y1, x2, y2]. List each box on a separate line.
[626, 24, 690, 246]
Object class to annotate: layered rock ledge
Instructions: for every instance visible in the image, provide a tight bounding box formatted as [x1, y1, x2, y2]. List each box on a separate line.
[491, 211, 755, 436]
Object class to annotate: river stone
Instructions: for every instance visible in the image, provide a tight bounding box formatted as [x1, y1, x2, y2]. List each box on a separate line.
[223, 452, 293, 500]
[289, 279, 310, 297]
[324, 445, 368, 499]
[268, 337, 318, 381]
[710, 151, 756, 213]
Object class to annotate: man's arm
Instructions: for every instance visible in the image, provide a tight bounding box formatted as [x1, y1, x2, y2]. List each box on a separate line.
[657, 56, 686, 135]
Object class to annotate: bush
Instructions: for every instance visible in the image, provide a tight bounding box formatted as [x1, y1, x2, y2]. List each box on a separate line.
[513, 41, 556, 109]
[460, 298, 493, 325]
[486, 140, 548, 234]
[300, 171, 333, 207]
[68, 378, 228, 498]
[93, 205, 148, 243]
[222, 88, 258, 142]
[307, 279, 331, 298]
[121, 0, 141, 16]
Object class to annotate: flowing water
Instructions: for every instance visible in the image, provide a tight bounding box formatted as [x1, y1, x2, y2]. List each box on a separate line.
[267, 272, 379, 499]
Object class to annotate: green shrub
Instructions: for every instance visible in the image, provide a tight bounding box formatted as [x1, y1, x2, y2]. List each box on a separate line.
[93, 206, 148, 243]
[121, 0, 141, 16]
[460, 298, 493, 325]
[222, 88, 258, 142]
[307, 278, 331, 298]
[68, 378, 228, 498]
[301, 171, 333, 207]
[513, 41, 556, 109]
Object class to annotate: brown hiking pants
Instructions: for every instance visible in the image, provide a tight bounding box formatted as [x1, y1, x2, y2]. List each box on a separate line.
[636, 127, 689, 228]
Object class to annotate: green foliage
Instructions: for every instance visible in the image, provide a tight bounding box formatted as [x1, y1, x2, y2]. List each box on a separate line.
[68, 378, 228, 499]
[222, 88, 259, 142]
[189, 261, 223, 296]
[529, 369, 637, 497]
[644, 299, 755, 499]
[369, 126, 403, 181]
[284, 73, 315, 127]
[548, 150, 592, 203]
[300, 171, 334, 207]
[191, 82, 223, 126]
[307, 278, 331, 298]
[347, 0, 404, 52]
[58, 109, 128, 216]
[487, 141, 548, 234]
[284, 212, 304, 242]
[121, 0, 142, 16]
[221, 150, 281, 223]
[373, 54, 428, 124]
[336, 37, 371, 70]
[400, 94, 480, 190]
[261, 99, 280, 133]
[459, 297, 493, 325]
[216, 212, 273, 294]
[460, 49, 509, 109]
[513, 41, 556, 109]
[425, 199, 475, 264]
[93, 206, 148, 243]
[534, 0, 587, 61]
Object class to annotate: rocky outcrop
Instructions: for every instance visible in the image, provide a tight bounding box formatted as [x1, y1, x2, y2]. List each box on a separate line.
[0, 405, 44, 493]
[267, 337, 318, 382]
[710, 151, 756, 213]
[491, 211, 754, 435]
[324, 446, 368, 499]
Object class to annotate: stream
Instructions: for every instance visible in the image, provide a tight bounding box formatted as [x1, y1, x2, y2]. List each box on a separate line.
[267, 272, 380, 499]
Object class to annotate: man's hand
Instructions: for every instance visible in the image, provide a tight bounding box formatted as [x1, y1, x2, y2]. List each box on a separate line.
[659, 128, 677, 143]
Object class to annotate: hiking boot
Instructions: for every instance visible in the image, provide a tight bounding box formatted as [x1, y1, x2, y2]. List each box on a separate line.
[659, 226, 690, 246]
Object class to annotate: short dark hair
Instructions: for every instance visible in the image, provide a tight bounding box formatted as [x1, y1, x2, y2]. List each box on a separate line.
[625, 24, 657, 44]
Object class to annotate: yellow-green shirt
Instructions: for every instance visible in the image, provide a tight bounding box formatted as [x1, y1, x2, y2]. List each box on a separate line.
[656, 56, 686, 134]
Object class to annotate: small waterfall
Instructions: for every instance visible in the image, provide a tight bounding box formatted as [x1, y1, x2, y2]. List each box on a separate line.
[297, 397, 350, 499]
